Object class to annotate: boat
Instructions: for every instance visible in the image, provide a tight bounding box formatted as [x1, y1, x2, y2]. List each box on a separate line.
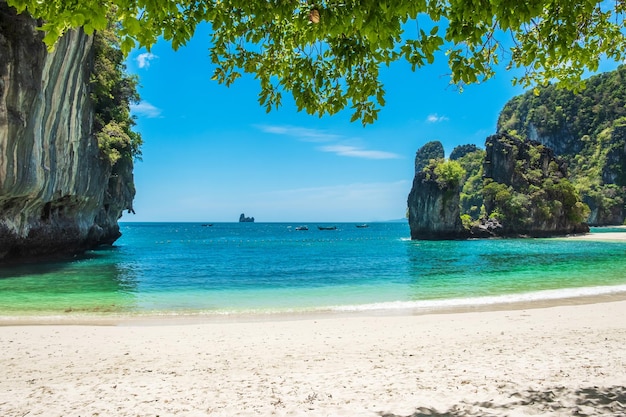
[295, 226, 309, 231]
[356, 224, 369, 228]
[201, 223, 214, 227]
[317, 226, 337, 230]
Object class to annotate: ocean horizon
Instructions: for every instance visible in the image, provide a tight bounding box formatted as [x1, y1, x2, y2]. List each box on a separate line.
[1, 222, 626, 318]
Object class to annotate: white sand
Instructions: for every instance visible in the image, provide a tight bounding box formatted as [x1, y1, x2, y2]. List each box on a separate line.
[569, 232, 626, 241]
[565, 227, 626, 241]
[1, 300, 625, 416]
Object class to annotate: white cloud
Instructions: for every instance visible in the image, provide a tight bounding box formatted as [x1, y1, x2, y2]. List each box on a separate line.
[255, 124, 340, 142]
[136, 52, 158, 69]
[130, 101, 162, 118]
[318, 144, 401, 160]
[257, 124, 401, 159]
[426, 113, 449, 123]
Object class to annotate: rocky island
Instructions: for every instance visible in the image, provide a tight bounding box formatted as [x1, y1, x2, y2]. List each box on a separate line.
[408, 66, 626, 240]
[239, 213, 255, 223]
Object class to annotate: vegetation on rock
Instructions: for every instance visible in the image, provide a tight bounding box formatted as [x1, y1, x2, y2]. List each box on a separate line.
[423, 159, 465, 189]
[409, 133, 590, 239]
[498, 66, 626, 225]
[481, 134, 589, 233]
[414, 141, 445, 172]
[91, 18, 143, 171]
[455, 147, 485, 222]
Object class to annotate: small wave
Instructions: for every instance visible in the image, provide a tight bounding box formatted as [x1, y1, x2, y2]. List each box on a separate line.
[330, 284, 626, 312]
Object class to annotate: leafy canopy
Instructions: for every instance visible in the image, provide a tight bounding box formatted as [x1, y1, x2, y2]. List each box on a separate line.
[9, 0, 626, 124]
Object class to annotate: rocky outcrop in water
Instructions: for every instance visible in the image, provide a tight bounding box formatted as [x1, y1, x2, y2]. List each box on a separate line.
[407, 143, 466, 240]
[239, 213, 254, 222]
[407, 134, 589, 239]
[0, 2, 134, 262]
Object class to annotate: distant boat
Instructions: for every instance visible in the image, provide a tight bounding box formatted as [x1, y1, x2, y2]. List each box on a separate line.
[295, 226, 309, 231]
[201, 223, 214, 227]
[317, 226, 337, 230]
[356, 224, 369, 228]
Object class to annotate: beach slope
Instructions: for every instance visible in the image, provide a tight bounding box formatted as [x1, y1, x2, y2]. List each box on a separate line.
[1, 301, 625, 416]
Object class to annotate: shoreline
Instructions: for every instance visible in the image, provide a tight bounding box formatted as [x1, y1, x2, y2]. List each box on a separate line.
[1, 288, 626, 327]
[1, 299, 624, 416]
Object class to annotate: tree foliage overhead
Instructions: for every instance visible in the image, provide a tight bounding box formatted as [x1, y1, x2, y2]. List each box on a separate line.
[8, 0, 626, 124]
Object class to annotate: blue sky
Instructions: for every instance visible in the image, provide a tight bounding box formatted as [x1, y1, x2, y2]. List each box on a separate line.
[122, 22, 608, 223]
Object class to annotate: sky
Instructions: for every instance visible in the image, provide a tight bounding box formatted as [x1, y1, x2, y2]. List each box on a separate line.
[122, 22, 613, 223]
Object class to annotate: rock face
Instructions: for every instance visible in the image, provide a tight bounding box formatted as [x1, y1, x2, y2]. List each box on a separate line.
[497, 68, 626, 225]
[414, 140, 444, 172]
[0, 2, 134, 261]
[407, 143, 466, 240]
[407, 171, 465, 239]
[482, 133, 589, 236]
[407, 134, 589, 240]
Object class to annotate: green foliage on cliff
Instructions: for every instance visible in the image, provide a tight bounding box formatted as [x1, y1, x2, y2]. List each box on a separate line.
[483, 176, 588, 228]
[456, 148, 485, 221]
[91, 20, 143, 170]
[9, 0, 626, 124]
[498, 65, 626, 143]
[498, 66, 626, 224]
[450, 144, 479, 161]
[425, 136, 588, 233]
[431, 160, 465, 188]
[414, 141, 444, 173]
[481, 134, 589, 229]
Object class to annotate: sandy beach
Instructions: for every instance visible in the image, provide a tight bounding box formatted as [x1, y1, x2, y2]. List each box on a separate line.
[566, 229, 626, 241]
[1, 299, 625, 417]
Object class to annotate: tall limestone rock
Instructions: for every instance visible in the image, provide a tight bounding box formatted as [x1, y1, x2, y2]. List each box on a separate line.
[407, 142, 466, 239]
[482, 133, 589, 236]
[407, 134, 589, 240]
[0, 2, 135, 261]
[497, 67, 626, 225]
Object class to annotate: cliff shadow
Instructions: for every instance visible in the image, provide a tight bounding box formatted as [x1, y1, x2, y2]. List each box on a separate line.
[0, 247, 117, 278]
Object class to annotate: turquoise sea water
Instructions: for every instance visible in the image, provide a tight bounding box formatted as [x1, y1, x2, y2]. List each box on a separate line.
[1, 222, 626, 317]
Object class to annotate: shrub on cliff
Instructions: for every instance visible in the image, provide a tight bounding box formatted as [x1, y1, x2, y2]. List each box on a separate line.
[430, 160, 466, 189]
[90, 18, 143, 170]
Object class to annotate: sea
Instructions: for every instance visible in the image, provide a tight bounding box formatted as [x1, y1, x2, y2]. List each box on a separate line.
[1, 222, 626, 318]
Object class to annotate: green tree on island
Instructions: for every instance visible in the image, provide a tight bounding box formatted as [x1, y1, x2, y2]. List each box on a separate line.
[7, 0, 626, 124]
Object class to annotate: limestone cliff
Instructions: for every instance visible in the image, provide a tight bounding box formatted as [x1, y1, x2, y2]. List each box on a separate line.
[407, 143, 466, 240]
[0, 2, 135, 261]
[482, 133, 589, 237]
[497, 67, 626, 225]
[407, 134, 589, 240]
[414, 140, 444, 173]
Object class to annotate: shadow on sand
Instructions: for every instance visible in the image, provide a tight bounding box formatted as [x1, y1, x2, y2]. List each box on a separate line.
[379, 385, 626, 416]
